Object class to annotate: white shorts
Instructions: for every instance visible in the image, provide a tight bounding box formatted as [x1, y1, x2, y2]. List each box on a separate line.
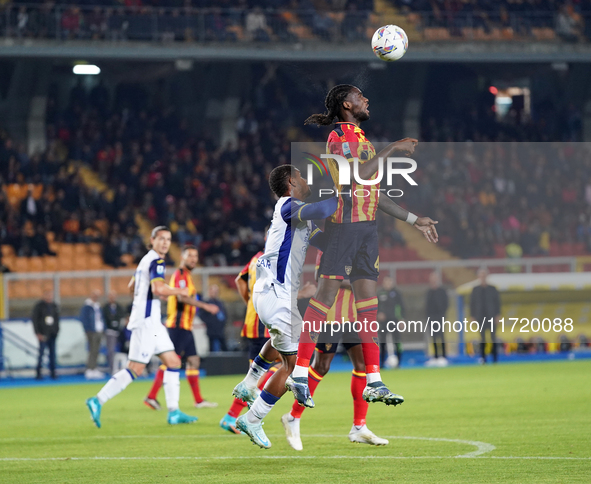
[128, 323, 175, 364]
[253, 284, 302, 355]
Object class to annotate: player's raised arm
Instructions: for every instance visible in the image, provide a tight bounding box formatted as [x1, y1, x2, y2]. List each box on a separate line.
[284, 196, 338, 223]
[377, 194, 439, 244]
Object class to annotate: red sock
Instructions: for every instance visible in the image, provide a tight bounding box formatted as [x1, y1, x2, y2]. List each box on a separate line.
[351, 370, 368, 426]
[227, 397, 248, 418]
[356, 297, 381, 377]
[147, 365, 166, 400]
[290, 366, 323, 419]
[258, 365, 278, 390]
[296, 298, 331, 374]
[186, 369, 203, 404]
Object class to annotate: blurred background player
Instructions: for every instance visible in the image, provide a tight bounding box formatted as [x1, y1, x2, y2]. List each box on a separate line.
[377, 277, 405, 369]
[470, 268, 501, 364]
[232, 165, 337, 448]
[200, 284, 228, 352]
[86, 226, 197, 428]
[294, 84, 439, 406]
[282, 250, 388, 451]
[425, 272, 450, 367]
[144, 245, 220, 410]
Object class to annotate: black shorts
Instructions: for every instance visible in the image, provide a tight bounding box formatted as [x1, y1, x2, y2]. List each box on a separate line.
[167, 327, 198, 358]
[247, 336, 270, 361]
[313, 323, 361, 354]
[318, 220, 379, 282]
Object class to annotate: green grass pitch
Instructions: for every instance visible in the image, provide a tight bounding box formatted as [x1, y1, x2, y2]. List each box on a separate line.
[1, 360, 590, 483]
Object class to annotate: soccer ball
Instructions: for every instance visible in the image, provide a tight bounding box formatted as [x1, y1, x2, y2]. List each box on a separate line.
[371, 25, 408, 62]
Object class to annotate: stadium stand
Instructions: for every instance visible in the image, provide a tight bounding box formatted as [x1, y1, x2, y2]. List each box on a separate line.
[0, 1, 589, 44]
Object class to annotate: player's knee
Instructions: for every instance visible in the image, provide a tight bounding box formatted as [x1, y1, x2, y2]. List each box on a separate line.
[312, 359, 330, 376]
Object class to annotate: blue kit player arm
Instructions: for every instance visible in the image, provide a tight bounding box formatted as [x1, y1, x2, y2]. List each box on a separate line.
[281, 196, 338, 252]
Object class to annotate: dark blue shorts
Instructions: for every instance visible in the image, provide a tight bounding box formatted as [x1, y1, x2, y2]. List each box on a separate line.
[318, 220, 379, 282]
[247, 336, 270, 361]
[167, 327, 198, 358]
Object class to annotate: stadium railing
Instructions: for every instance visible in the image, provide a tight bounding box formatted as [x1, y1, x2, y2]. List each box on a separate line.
[0, 5, 574, 44]
[0, 256, 582, 319]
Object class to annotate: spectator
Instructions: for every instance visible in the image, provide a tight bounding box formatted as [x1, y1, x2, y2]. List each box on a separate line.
[470, 268, 501, 364]
[31, 224, 57, 256]
[377, 276, 404, 368]
[200, 284, 228, 352]
[556, 5, 580, 42]
[102, 290, 126, 375]
[20, 186, 40, 223]
[245, 7, 270, 42]
[80, 289, 106, 380]
[32, 289, 60, 380]
[425, 272, 449, 366]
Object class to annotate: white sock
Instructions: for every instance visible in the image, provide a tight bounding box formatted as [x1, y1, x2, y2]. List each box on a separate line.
[244, 362, 268, 389]
[292, 365, 309, 379]
[97, 369, 134, 405]
[246, 396, 275, 424]
[163, 369, 180, 411]
[366, 372, 382, 385]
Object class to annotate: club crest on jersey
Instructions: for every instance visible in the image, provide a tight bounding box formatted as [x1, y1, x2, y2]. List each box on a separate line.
[345, 266, 352, 275]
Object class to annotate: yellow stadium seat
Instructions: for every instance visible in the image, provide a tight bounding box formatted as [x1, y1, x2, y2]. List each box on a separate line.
[43, 257, 58, 272]
[88, 254, 104, 270]
[29, 257, 44, 273]
[13, 257, 29, 273]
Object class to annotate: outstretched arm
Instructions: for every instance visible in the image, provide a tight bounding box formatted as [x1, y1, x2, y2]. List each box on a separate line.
[378, 195, 439, 244]
[293, 196, 338, 222]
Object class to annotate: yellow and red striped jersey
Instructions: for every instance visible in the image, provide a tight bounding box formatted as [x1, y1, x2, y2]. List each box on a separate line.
[315, 250, 357, 323]
[165, 268, 196, 331]
[238, 251, 269, 339]
[326, 122, 378, 224]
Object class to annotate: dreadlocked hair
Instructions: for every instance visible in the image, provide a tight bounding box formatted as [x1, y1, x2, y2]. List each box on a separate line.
[304, 84, 356, 126]
[268, 164, 294, 198]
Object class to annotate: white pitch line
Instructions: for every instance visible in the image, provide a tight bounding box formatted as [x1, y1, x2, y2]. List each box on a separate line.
[0, 434, 494, 457]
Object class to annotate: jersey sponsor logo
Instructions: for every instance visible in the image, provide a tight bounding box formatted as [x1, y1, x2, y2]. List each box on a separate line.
[179, 280, 186, 289]
[257, 258, 271, 269]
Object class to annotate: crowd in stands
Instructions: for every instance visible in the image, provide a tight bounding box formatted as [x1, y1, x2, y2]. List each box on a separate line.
[2, 0, 591, 43]
[2, 61, 591, 270]
[396, 0, 591, 42]
[0, 0, 374, 43]
[0, 124, 146, 267]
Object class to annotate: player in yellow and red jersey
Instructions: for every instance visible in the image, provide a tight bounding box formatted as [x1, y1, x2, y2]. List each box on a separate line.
[144, 245, 220, 410]
[293, 84, 439, 408]
[281, 250, 388, 450]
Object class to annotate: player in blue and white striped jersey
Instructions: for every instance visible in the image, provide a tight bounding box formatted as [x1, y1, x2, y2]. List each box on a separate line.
[233, 164, 337, 449]
[86, 226, 198, 428]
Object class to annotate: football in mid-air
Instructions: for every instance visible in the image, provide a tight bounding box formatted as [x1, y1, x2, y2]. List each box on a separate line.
[371, 25, 408, 62]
